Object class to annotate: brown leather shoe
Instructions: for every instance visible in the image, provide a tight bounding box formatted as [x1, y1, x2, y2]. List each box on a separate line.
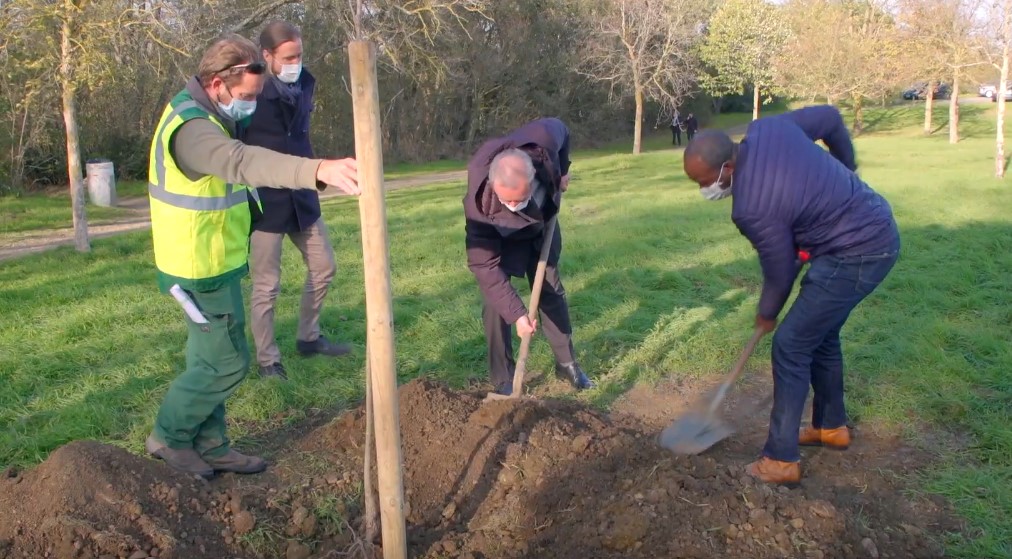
[146, 435, 214, 479]
[204, 449, 268, 474]
[746, 457, 801, 487]
[799, 425, 851, 450]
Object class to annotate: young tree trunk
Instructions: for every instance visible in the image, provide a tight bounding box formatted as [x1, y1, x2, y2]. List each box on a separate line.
[752, 84, 760, 121]
[923, 81, 934, 135]
[998, 43, 1009, 178]
[949, 69, 960, 144]
[61, 0, 90, 252]
[852, 94, 864, 134]
[633, 85, 643, 155]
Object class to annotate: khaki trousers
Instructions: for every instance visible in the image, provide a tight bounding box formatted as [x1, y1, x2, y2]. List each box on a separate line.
[249, 218, 336, 366]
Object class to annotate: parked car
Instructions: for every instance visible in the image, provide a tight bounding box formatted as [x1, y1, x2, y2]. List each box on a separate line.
[979, 84, 997, 99]
[991, 86, 1012, 102]
[902, 82, 951, 100]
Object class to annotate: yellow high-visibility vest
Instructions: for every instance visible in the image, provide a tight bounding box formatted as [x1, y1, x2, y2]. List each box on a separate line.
[148, 89, 261, 293]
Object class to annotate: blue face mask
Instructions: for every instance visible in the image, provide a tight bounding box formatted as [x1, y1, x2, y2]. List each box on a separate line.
[218, 98, 257, 121]
[217, 85, 257, 121]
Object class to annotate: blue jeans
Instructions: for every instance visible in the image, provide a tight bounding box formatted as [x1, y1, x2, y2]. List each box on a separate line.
[763, 243, 900, 462]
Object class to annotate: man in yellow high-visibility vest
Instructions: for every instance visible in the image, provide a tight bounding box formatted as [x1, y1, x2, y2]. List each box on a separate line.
[146, 34, 360, 479]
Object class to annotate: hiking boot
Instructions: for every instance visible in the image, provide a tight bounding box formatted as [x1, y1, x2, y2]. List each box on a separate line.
[258, 362, 288, 381]
[799, 425, 851, 450]
[145, 435, 214, 479]
[493, 381, 513, 396]
[297, 336, 352, 358]
[204, 449, 268, 475]
[555, 362, 595, 390]
[746, 457, 801, 487]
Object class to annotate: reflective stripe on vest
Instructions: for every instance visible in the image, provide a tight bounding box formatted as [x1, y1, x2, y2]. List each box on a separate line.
[148, 100, 261, 211]
[149, 181, 260, 211]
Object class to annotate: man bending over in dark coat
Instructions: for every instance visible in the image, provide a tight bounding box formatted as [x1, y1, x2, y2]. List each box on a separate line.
[463, 117, 594, 396]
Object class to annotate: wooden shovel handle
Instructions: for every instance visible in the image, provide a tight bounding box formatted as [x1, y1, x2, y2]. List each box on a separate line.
[706, 327, 765, 415]
[509, 212, 560, 397]
[525, 213, 559, 322]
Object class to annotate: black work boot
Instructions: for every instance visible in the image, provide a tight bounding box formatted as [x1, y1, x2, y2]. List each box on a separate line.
[204, 449, 268, 475]
[297, 336, 352, 358]
[555, 362, 595, 390]
[146, 435, 214, 479]
[258, 362, 288, 380]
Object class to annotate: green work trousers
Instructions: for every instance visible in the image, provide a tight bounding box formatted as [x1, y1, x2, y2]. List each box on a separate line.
[154, 278, 250, 459]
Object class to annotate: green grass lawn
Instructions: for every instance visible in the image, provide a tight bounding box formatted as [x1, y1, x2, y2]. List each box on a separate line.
[0, 194, 132, 235]
[0, 104, 1010, 557]
[115, 179, 149, 198]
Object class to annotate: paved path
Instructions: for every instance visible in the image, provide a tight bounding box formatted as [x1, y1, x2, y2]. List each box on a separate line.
[0, 170, 467, 262]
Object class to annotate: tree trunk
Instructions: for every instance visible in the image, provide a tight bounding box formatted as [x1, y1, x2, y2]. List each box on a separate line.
[465, 81, 481, 145]
[949, 69, 960, 144]
[633, 85, 643, 155]
[998, 40, 1009, 178]
[61, 0, 90, 252]
[852, 94, 864, 135]
[752, 84, 760, 121]
[923, 81, 934, 135]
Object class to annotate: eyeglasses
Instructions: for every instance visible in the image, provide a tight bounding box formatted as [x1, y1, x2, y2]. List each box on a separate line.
[216, 61, 267, 77]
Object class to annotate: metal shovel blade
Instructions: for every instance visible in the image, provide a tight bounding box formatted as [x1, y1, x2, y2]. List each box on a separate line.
[659, 410, 735, 455]
[659, 327, 765, 455]
[483, 391, 518, 402]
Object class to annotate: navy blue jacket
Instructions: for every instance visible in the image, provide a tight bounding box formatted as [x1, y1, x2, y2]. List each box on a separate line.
[731, 105, 899, 320]
[463, 117, 571, 323]
[240, 69, 321, 233]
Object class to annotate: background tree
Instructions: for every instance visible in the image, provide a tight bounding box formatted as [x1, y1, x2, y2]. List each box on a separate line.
[698, 0, 789, 120]
[775, 0, 911, 132]
[898, 0, 988, 142]
[995, 0, 1012, 178]
[579, 0, 708, 154]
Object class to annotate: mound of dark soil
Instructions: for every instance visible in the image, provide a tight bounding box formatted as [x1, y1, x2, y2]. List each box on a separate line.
[0, 441, 258, 559]
[0, 379, 961, 559]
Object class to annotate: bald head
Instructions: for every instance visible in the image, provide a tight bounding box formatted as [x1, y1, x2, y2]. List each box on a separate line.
[683, 129, 737, 191]
[489, 149, 535, 210]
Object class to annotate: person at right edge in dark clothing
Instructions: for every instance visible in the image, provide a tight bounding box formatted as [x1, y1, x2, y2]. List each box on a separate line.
[463, 117, 594, 396]
[682, 105, 900, 486]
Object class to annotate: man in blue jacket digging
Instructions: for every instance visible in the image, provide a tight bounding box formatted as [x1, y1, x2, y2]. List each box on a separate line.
[682, 105, 900, 486]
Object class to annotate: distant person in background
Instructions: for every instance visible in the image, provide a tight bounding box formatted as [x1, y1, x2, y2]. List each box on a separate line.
[240, 21, 352, 382]
[671, 110, 683, 146]
[685, 113, 699, 142]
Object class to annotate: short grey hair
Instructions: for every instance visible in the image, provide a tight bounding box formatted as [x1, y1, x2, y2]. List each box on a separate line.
[488, 148, 535, 190]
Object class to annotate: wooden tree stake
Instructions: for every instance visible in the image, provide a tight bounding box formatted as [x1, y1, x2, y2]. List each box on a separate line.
[348, 39, 407, 559]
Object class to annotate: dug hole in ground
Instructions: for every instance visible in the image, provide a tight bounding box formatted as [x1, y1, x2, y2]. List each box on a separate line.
[0, 373, 962, 559]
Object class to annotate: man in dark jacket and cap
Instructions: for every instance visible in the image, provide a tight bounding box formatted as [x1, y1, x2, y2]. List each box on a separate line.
[463, 117, 594, 396]
[682, 105, 900, 486]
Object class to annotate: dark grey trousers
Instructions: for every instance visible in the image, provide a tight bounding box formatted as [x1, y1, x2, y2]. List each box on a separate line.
[482, 262, 576, 387]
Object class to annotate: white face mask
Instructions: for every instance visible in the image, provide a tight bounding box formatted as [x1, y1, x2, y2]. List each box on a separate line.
[277, 63, 302, 84]
[501, 197, 530, 212]
[700, 163, 732, 201]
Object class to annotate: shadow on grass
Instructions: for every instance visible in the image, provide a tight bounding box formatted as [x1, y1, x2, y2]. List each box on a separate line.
[859, 103, 992, 137]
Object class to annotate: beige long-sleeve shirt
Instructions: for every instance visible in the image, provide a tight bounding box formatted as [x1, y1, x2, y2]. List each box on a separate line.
[169, 77, 322, 190]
